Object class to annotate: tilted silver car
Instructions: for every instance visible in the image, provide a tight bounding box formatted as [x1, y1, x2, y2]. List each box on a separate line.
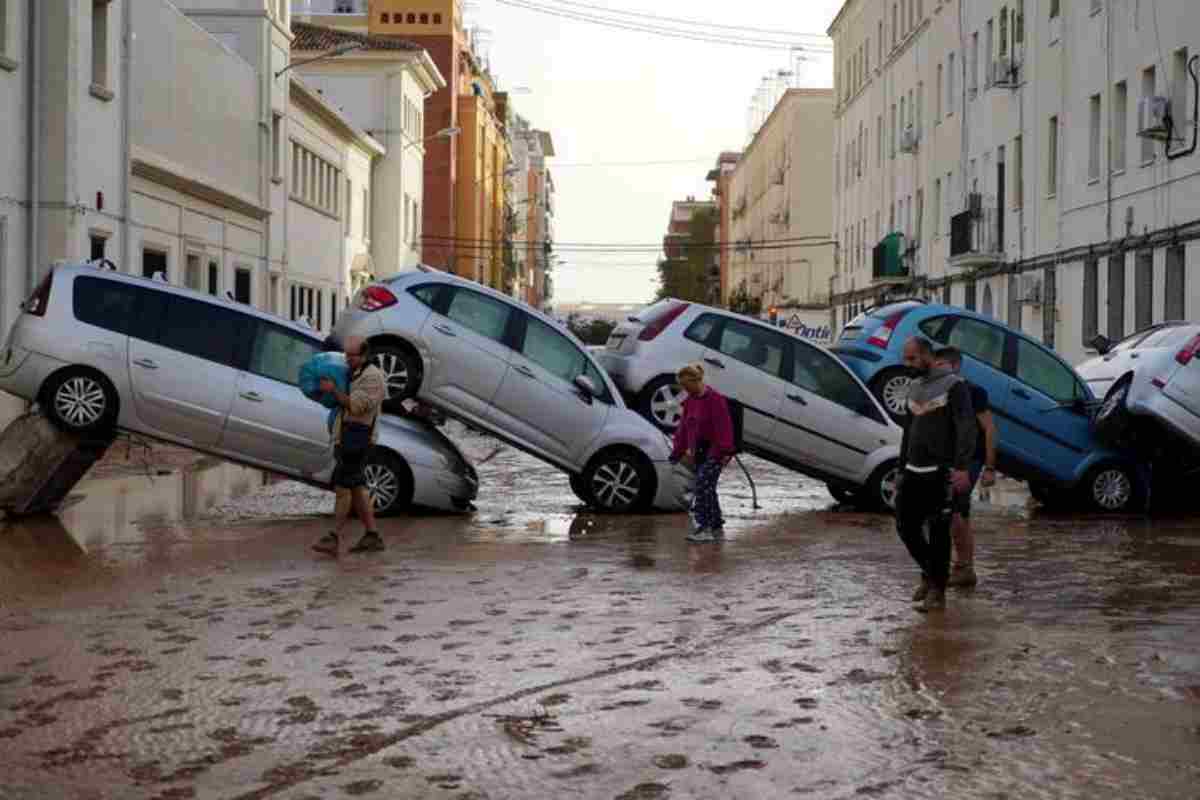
[0, 262, 478, 515]
[594, 299, 903, 510]
[1079, 322, 1200, 456]
[328, 267, 689, 513]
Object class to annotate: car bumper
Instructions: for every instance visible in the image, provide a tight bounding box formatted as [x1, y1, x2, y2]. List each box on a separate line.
[411, 464, 478, 513]
[650, 460, 692, 511]
[0, 348, 58, 404]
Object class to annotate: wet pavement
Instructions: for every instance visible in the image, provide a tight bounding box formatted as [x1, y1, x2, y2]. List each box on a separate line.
[1, 431, 1199, 799]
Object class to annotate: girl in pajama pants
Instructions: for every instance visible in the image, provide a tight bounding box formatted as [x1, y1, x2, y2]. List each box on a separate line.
[669, 363, 735, 543]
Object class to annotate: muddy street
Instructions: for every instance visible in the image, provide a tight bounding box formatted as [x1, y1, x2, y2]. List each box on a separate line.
[1, 433, 1199, 800]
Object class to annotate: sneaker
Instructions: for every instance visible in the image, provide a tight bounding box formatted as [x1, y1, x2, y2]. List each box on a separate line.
[947, 563, 978, 588]
[711, 526, 726, 539]
[312, 532, 340, 556]
[916, 588, 946, 613]
[349, 531, 385, 553]
[687, 528, 717, 543]
[912, 574, 931, 602]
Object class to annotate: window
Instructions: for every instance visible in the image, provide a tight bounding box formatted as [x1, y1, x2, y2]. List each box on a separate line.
[235, 267, 252, 304]
[878, 20, 884, 64]
[890, 104, 897, 158]
[965, 281, 977, 311]
[1113, 81, 1128, 173]
[892, 3, 898, 47]
[865, 38, 870, 74]
[380, 12, 389, 23]
[290, 142, 341, 216]
[271, 114, 282, 180]
[947, 317, 1005, 368]
[877, 115, 883, 165]
[716, 319, 787, 378]
[362, 188, 370, 240]
[984, 20, 993, 88]
[1047, 115, 1058, 196]
[185, 254, 202, 291]
[91, 1, 110, 92]
[915, 188, 924, 245]
[159, 296, 246, 368]
[208, 261, 219, 296]
[434, 13, 442, 24]
[947, 52, 955, 115]
[521, 316, 586, 384]
[1173, 48, 1191, 129]
[407, 13, 416, 23]
[143, 248, 167, 279]
[1166, 245, 1186, 320]
[1090, 0, 1102, 13]
[970, 32, 979, 95]
[916, 82, 924, 134]
[1049, 0, 1060, 18]
[407, 283, 443, 309]
[73, 277, 138, 335]
[1135, 249, 1153, 331]
[1142, 67, 1157, 164]
[1083, 257, 1098, 344]
[419, 12, 428, 23]
[445, 289, 511, 342]
[1013, 135, 1024, 207]
[1015, 339, 1080, 402]
[936, 63, 943, 121]
[0, 0, 8, 61]
[1108, 253, 1126, 338]
[249, 324, 319, 386]
[933, 179, 941, 236]
[89, 235, 107, 262]
[1088, 94, 1101, 181]
[792, 343, 877, 418]
[999, 7, 1009, 57]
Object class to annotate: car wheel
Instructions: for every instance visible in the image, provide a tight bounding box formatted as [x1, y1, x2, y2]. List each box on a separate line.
[870, 369, 912, 423]
[364, 450, 413, 516]
[569, 473, 592, 505]
[1082, 462, 1141, 514]
[42, 368, 119, 436]
[639, 376, 686, 433]
[1028, 481, 1061, 508]
[372, 343, 422, 408]
[1094, 374, 1133, 447]
[826, 483, 858, 504]
[862, 460, 901, 511]
[584, 448, 655, 513]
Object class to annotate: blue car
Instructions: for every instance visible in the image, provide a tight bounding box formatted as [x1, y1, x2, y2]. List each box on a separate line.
[832, 300, 1145, 513]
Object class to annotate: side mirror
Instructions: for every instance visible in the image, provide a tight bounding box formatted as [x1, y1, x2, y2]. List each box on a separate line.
[1089, 333, 1112, 355]
[573, 374, 597, 399]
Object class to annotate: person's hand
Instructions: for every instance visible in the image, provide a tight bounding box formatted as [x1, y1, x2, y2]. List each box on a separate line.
[980, 466, 996, 487]
[950, 469, 971, 494]
[319, 378, 336, 394]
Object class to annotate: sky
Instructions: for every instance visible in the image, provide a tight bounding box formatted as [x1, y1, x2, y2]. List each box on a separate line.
[472, 0, 844, 306]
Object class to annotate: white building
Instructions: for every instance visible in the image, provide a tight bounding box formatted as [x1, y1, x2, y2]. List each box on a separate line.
[829, 0, 1200, 366]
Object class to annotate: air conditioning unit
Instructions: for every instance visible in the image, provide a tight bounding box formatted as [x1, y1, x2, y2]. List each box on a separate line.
[1138, 96, 1171, 140]
[1020, 274, 1043, 304]
[899, 125, 919, 153]
[968, 192, 983, 218]
[993, 57, 1016, 87]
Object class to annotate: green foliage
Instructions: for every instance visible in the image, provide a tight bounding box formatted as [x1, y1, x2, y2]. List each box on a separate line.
[727, 281, 762, 317]
[566, 314, 617, 346]
[655, 206, 716, 302]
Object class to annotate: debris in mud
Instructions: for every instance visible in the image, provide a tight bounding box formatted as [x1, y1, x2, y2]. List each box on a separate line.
[771, 716, 815, 728]
[986, 724, 1037, 739]
[903, 708, 942, 721]
[425, 772, 464, 789]
[681, 698, 722, 710]
[342, 779, 384, 795]
[615, 782, 670, 799]
[743, 735, 779, 749]
[489, 710, 562, 745]
[855, 779, 901, 795]
[794, 697, 819, 709]
[707, 759, 767, 775]
[653, 754, 689, 769]
[832, 668, 891, 686]
[619, 679, 664, 691]
[552, 762, 601, 778]
[383, 755, 416, 769]
[542, 736, 591, 755]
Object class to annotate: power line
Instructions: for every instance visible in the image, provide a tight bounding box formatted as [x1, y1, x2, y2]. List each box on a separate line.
[495, 0, 833, 51]
[532, 0, 832, 41]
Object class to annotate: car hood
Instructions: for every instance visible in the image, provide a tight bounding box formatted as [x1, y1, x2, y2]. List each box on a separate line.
[1075, 351, 1137, 384]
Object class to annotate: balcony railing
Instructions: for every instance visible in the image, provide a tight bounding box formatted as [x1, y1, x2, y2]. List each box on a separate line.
[948, 207, 1004, 268]
[871, 232, 909, 283]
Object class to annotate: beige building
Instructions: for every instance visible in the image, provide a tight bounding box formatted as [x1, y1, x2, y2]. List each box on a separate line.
[830, 0, 1200, 366]
[728, 89, 837, 310]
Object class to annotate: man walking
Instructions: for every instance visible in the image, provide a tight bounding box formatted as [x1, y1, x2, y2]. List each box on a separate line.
[934, 346, 997, 588]
[896, 337, 976, 612]
[312, 337, 388, 556]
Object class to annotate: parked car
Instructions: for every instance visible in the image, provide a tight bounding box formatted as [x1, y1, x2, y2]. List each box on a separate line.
[832, 300, 1146, 512]
[0, 262, 478, 516]
[1077, 322, 1200, 457]
[327, 267, 688, 514]
[594, 299, 903, 510]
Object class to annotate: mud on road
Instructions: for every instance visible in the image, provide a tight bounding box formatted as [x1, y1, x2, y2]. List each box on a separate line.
[1, 434, 1198, 799]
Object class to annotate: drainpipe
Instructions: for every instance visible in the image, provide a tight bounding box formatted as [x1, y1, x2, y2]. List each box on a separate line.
[1104, 0, 1113, 246]
[25, 0, 41, 294]
[121, 0, 133, 272]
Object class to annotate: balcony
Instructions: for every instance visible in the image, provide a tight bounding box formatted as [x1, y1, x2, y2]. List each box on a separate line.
[948, 206, 1005, 269]
[871, 232, 910, 284]
[293, 0, 366, 14]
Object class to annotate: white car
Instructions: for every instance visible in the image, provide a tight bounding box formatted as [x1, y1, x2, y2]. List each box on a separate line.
[595, 299, 903, 509]
[0, 262, 478, 516]
[328, 268, 688, 514]
[1079, 322, 1200, 456]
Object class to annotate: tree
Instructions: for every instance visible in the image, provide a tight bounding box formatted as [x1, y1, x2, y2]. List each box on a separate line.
[727, 280, 762, 317]
[656, 206, 716, 302]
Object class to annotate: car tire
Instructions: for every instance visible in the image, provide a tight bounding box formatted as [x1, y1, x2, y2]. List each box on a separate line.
[1027, 481, 1066, 509]
[363, 449, 413, 517]
[870, 369, 912, 423]
[372, 342, 422, 410]
[41, 367, 119, 436]
[583, 447, 655, 513]
[568, 473, 592, 505]
[826, 483, 858, 504]
[862, 460, 901, 511]
[1094, 374, 1134, 448]
[639, 376, 686, 433]
[1080, 462, 1142, 514]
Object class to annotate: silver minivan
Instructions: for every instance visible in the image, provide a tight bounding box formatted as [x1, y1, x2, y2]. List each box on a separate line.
[0, 263, 478, 515]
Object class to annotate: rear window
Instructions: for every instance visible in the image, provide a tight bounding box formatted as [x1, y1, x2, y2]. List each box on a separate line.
[1130, 325, 1198, 350]
[867, 301, 923, 320]
[74, 276, 139, 335]
[634, 299, 684, 325]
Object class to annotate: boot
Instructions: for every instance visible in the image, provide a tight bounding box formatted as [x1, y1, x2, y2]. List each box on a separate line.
[349, 531, 385, 553]
[912, 574, 931, 602]
[916, 588, 946, 613]
[312, 532, 339, 556]
[947, 563, 978, 588]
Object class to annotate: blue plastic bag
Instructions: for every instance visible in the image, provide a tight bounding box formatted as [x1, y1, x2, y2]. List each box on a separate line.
[299, 352, 350, 409]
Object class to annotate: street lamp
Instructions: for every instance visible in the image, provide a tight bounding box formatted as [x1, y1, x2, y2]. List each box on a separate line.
[275, 41, 366, 79]
[402, 126, 461, 151]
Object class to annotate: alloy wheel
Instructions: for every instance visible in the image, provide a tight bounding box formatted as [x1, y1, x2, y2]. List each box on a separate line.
[1099, 383, 1128, 421]
[880, 374, 913, 417]
[649, 383, 685, 429]
[374, 352, 410, 399]
[54, 376, 107, 428]
[364, 463, 400, 512]
[1092, 468, 1132, 511]
[878, 465, 900, 510]
[591, 459, 641, 509]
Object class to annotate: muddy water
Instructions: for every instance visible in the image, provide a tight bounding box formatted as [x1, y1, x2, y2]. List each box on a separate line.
[0, 443, 1198, 799]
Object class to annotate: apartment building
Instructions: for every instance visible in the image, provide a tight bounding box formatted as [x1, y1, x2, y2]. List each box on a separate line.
[829, 0, 1200, 366]
[705, 152, 741, 304]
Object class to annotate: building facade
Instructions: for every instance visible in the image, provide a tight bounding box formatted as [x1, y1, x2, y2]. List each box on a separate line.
[829, 0, 1200, 366]
[727, 89, 837, 310]
[705, 151, 741, 303]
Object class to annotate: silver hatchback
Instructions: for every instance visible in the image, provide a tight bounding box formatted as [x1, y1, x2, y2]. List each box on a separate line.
[595, 299, 903, 509]
[0, 263, 478, 515]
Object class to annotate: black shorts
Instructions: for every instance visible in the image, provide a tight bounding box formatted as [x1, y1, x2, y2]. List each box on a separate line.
[332, 423, 372, 489]
[952, 462, 984, 518]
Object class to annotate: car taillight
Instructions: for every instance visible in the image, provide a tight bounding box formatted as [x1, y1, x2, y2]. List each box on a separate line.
[358, 285, 397, 312]
[637, 303, 690, 341]
[1151, 377, 1168, 389]
[1175, 333, 1200, 365]
[866, 310, 909, 349]
[22, 271, 53, 317]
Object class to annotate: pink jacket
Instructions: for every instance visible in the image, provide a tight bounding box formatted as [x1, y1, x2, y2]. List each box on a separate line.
[671, 387, 735, 463]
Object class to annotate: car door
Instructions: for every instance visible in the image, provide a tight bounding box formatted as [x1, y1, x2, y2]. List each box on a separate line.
[1004, 336, 1093, 480]
[700, 317, 787, 454]
[491, 313, 611, 469]
[418, 286, 515, 426]
[1162, 328, 1200, 424]
[782, 341, 894, 479]
[69, 276, 137, 390]
[127, 292, 245, 447]
[220, 321, 331, 476]
[940, 315, 1014, 462]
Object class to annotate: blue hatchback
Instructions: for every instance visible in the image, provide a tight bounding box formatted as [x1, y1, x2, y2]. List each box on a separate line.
[832, 300, 1145, 512]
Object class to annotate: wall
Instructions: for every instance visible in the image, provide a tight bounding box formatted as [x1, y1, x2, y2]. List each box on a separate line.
[0, 0, 28, 346]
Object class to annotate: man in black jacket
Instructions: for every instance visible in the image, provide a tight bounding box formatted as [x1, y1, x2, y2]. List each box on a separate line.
[896, 336, 977, 612]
